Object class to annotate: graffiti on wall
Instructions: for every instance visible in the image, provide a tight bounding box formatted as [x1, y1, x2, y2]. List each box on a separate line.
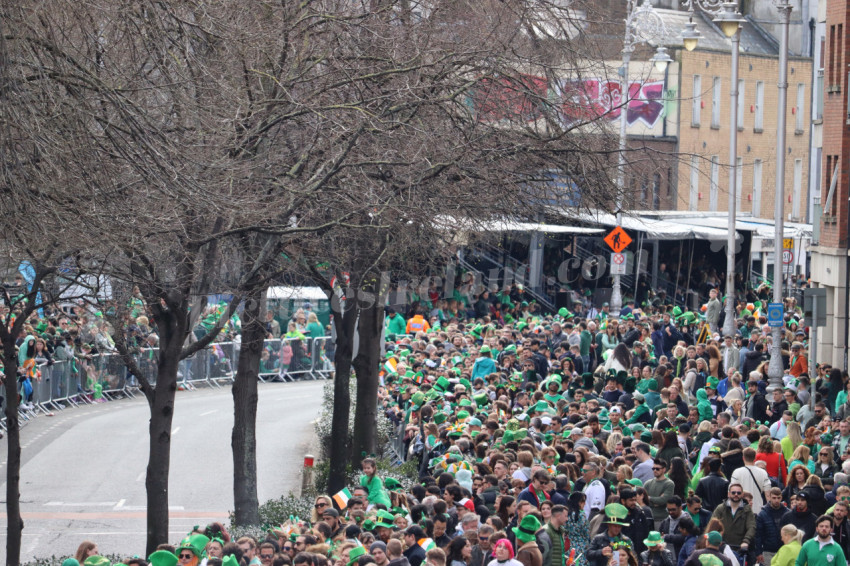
[473, 75, 667, 128]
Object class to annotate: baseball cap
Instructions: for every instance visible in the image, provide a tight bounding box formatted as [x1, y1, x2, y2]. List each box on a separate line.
[707, 531, 723, 546]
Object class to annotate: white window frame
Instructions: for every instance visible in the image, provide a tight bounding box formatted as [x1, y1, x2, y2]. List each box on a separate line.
[755, 81, 765, 131]
[752, 159, 763, 217]
[712, 77, 721, 128]
[689, 155, 699, 211]
[736, 156, 744, 211]
[692, 75, 702, 126]
[792, 158, 803, 219]
[737, 79, 745, 129]
[710, 156, 720, 211]
[796, 82, 805, 132]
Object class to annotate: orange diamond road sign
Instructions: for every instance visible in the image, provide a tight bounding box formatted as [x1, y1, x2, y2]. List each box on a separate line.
[604, 226, 632, 253]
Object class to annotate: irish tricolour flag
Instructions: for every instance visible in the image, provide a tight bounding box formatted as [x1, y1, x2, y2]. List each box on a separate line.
[418, 538, 436, 551]
[333, 488, 352, 509]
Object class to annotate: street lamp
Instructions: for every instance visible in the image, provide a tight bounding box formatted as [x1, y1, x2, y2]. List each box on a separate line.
[767, 0, 793, 389]
[680, 0, 745, 337]
[612, 0, 668, 314]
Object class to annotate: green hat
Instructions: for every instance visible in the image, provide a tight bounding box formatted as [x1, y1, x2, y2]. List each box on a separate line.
[479, 345, 491, 354]
[468, 417, 482, 427]
[385, 477, 403, 491]
[410, 392, 426, 408]
[433, 412, 447, 425]
[459, 398, 473, 407]
[678, 311, 697, 325]
[457, 410, 470, 421]
[177, 533, 210, 558]
[433, 376, 450, 393]
[671, 306, 683, 317]
[473, 393, 490, 407]
[706, 531, 723, 546]
[647, 378, 659, 391]
[348, 546, 368, 566]
[582, 372, 594, 390]
[822, 433, 834, 445]
[83, 559, 111, 566]
[558, 307, 569, 318]
[706, 376, 719, 389]
[513, 514, 542, 543]
[62, 560, 81, 566]
[504, 344, 517, 354]
[374, 509, 396, 529]
[148, 551, 178, 566]
[625, 478, 643, 488]
[531, 400, 550, 414]
[644, 532, 663, 547]
[640, 431, 653, 443]
[603, 503, 630, 526]
[222, 557, 239, 566]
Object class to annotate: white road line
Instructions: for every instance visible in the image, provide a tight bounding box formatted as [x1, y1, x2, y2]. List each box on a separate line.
[114, 499, 126, 510]
[44, 501, 118, 507]
[200, 410, 217, 416]
[172, 427, 180, 435]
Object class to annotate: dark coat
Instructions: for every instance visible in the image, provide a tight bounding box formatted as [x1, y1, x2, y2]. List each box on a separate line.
[586, 532, 633, 566]
[754, 504, 791, 555]
[404, 544, 427, 566]
[801, 484, 829, 516]
[780, 507, 818, 540]
[623, 504, 654, 556]
[695, 473, 730, 513]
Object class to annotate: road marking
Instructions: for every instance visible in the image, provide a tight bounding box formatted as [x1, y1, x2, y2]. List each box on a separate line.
[200, 410, 217, 416]
[136, 471, 145, 482]
[114, 499, 126, 510]
[44, 502, 118, 507]
[172, 427, 180, 435]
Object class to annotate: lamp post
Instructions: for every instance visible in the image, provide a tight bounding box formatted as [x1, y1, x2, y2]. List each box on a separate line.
[767, 0, 792, 389]
[612, 0, 670, 314]
[680, 1, 745, 337]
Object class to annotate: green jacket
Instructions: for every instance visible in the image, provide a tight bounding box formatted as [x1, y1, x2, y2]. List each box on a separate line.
[771, 540, 800, 566]
[359, 474, 392, 508]
[710, 501, 756, 547]
[795, 538, 845, 566]
[539, 521, 566, 566]
[386, 314, 407, 337]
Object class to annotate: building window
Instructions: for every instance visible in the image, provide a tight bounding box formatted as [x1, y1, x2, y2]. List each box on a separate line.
[839, 24, 844, 92]
[792, 158, 803, 220]
[692, 75, 701, 126]
[689, 155, 699, 211]
[753, 159, 763, 217]
[710, 156, 720, 212]
[755, 81, 764, 131]
[736, 156, 743, 212]
[653, 173, 661, 210]
[829, 25, 836, 87]
[712, 77, 721, 128]
[737, 79, 745, 130]
[816, 68, 824, 120]
[797, 83, 805, 132]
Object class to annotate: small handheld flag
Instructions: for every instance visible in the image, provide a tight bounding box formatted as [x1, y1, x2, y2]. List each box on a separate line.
[333, 488, 352, 509]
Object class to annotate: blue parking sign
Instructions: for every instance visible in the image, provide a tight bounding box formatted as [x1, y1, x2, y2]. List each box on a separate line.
[767, 302, 784, 328]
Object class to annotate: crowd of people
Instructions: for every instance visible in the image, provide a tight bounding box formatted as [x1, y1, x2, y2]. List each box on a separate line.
[57, 280, 850, 566]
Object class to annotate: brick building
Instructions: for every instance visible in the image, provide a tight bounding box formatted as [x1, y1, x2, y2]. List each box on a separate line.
[810, 0, 850, 368]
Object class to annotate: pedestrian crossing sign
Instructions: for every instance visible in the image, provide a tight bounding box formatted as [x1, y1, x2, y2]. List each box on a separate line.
[604, 226, 632, 253]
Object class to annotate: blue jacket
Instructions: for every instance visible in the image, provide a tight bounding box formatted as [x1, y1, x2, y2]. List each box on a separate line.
[755, 504, 791, 555]
[676, 535, 697, 566]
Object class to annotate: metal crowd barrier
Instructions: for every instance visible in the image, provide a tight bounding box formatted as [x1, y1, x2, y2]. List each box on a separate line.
[0, 334, 336, 430]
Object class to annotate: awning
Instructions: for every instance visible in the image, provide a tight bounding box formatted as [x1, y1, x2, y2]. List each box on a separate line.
[433, 215, 604, 234]
[549, 208, 740, 241]
[637, 211, 813, 240]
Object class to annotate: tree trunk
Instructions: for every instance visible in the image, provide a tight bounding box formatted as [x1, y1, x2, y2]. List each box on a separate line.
[351, 299, 383, 461]
[231, 286, 264, 527]
[327, 307, 358, 494]
[146, 354, 178, 556]
[4, 340, 23, 566]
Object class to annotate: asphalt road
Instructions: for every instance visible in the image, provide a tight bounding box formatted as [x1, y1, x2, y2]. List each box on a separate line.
[0, 379, 325, 562]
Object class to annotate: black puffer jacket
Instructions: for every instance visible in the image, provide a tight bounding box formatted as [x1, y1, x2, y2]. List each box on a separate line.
[754, 504, 790, 555]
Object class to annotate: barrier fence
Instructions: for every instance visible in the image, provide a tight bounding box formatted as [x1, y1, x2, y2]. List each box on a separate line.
[0, 336, 335, 432]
